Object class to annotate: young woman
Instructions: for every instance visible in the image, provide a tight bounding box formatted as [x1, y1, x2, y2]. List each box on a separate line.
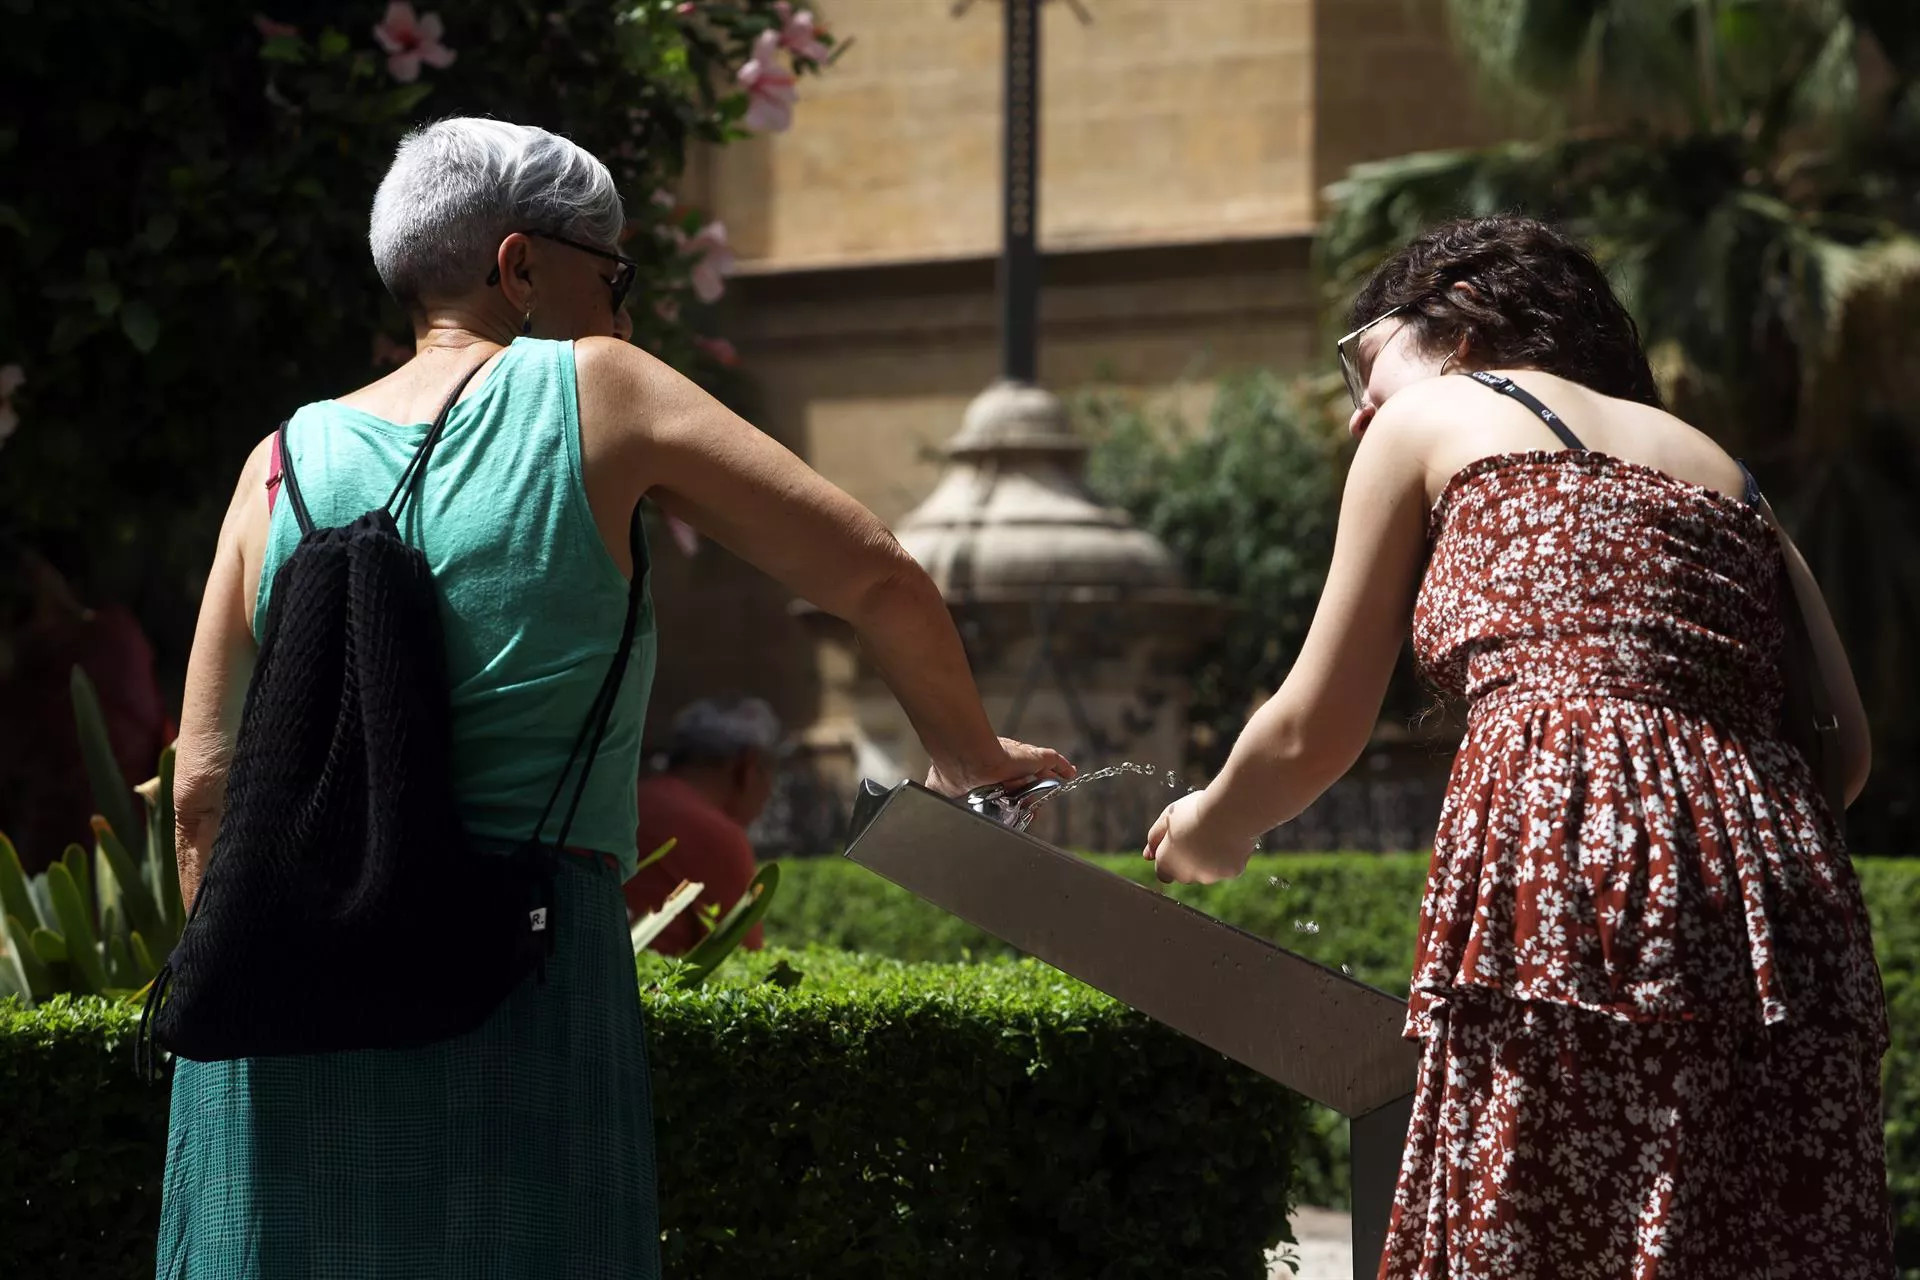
[1146, 216, 1890, 1278]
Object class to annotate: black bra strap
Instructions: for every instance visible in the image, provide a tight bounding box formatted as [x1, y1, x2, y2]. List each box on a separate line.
[1736, 460, 1764, 508]
[529, 500, 652, 852]
[1466, 371, 1587, 451]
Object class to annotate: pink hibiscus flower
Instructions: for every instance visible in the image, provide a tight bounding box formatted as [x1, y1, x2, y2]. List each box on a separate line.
[773, 2, 830, 63]
[664, 515, 701, 557]
[372, 3, 456, 84]
[681, 221, 735, 304]
[736, 30, 797, 133]
[693, 335, 740, 367]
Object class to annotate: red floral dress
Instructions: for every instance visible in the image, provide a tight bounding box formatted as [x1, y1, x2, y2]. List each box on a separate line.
[1382, 385, 1891, 1279]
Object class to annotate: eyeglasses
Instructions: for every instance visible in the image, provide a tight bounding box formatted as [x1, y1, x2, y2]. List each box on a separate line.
[1335, 304, 1409, 410]
[486, 230, 638, 314]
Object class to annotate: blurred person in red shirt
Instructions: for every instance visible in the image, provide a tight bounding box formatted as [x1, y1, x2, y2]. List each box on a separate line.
[0, 542, 173, 872]
[623, 695, 780, 955]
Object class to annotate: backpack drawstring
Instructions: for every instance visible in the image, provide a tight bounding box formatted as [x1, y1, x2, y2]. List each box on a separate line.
[135, 961, 177, 1084]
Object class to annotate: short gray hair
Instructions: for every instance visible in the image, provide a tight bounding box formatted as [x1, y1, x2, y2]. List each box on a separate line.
[665, 697, 785, 766]
[369, 117, 625, 306]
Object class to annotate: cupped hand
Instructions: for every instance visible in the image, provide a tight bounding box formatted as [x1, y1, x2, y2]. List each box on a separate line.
[1144, 789, 1253, 885]
[925, 737, 1075, 799]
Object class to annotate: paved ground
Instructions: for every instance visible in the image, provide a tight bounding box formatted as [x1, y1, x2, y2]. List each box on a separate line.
[1269, 1207, 1354, 1280]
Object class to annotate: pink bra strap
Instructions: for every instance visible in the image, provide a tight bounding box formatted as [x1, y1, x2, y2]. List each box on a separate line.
[266, 431, 283, 514]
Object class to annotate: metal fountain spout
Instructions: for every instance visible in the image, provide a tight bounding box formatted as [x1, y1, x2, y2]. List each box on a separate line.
[963, 776, 1064, 828]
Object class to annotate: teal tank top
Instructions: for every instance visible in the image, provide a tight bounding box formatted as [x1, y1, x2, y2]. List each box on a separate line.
[257, 338, 655, 873]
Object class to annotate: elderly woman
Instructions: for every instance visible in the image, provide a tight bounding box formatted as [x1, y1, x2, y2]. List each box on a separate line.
[1147, 217, 1889, 1277]
[158, 118, 1070, 1278]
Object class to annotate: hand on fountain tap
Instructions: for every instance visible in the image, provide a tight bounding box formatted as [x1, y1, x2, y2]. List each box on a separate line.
[924, 736, 1075, 800]
[1144, 789, 1253, 885]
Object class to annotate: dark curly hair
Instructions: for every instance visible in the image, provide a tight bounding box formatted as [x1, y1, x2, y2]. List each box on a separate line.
[1348, 216, 1663, 408]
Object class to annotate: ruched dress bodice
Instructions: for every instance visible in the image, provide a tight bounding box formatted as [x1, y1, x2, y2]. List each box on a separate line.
[1407, 450, 1884, 1043]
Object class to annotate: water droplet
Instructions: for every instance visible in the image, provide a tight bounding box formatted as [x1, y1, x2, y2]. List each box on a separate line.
[1293, 919, 1321, 935]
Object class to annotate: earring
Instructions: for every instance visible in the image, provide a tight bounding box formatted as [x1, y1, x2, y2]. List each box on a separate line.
[520, 308, 534, 337]
[1440, 353, 1458, 376]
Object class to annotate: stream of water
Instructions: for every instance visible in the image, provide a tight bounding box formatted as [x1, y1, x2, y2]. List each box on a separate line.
[1006, 761, 1346, 974]
[1008, 759, 1187, 832]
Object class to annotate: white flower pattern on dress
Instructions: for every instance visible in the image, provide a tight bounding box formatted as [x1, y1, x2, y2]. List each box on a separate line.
[1380, 452, 1891, 1279]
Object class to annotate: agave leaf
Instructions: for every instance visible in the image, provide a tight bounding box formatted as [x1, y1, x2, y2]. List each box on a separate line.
[635, 837, 677, 875]
[0, 832, 42, 931]
[6, 914, 52, 1000]
[29, 926, 69, 966]
[673, 862, 781, 990]
[94, 841, 122, 923]
[0, 940, 25, 1003]
[70, 666, 144, 860]
[93, 816, 162, 942]
[129, 930, 158, 982]
[62, 844, 92, 920]
[106, 930, 136, 989]
[630, 878, 704, 955]
[46, 860, 107, 993]
[26, 877, 55, 936]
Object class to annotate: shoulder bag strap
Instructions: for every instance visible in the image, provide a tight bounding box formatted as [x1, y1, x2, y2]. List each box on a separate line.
[275, 419, 315, 538]
[384, 355, 493, 520]
[275, 351, 493, 535]
[1745, 466, 1847, 819]
[528, 500, 652, 851]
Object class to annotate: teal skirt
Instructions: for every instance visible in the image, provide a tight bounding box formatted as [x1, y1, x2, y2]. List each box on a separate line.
[156, 855, 660, 1279]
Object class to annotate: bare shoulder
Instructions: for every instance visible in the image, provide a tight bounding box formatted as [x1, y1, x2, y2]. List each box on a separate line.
[576, 337, 716, 446]
[229, 433, 276, 529]
[576, 335, 678, 401]
[1355, 382, 1464, 484]
[204, 433, 278, 632]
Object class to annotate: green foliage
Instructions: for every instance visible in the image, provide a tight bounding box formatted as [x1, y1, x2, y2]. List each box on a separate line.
[0, 0, 831, 660]
[0, 671, 183, 1005]
[1079, 374, 1352, 768]
[769, 851, 1920, 1266]
[0, 995, 172, 1277]
[1863, 860, 1920, 1271]
[764, 852, 1427, 983]
[3, 948, 1305, 1279]
[669, 860, 781, 989]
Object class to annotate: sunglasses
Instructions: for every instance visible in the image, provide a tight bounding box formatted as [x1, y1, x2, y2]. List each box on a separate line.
[487, 230, 638, 314]
[1335, 303, 1410, 410]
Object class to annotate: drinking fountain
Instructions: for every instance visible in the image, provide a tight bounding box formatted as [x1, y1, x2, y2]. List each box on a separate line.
[846, 778, 1417, 1280]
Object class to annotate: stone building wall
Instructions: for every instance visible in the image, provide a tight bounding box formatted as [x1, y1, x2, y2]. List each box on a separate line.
[646, 0, 1507, 762]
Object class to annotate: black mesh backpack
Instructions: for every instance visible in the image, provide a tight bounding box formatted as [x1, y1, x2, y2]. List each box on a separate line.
[138, 358, 647, 1071]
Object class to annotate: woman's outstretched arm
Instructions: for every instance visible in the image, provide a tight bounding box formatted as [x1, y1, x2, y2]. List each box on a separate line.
[1146, 405, 1432, 883]
[576, 338, 1072, 795]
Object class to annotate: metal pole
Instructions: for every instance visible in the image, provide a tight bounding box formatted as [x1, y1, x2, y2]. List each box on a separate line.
[1001, 0, 1040, 382]
[1349, 1092, 1414, 1280]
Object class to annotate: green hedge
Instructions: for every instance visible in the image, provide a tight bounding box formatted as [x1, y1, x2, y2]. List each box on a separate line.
[768, 852, 1920, 1269]
[765, 852, 1428, 987]
[2, 948, 1303, 1280]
